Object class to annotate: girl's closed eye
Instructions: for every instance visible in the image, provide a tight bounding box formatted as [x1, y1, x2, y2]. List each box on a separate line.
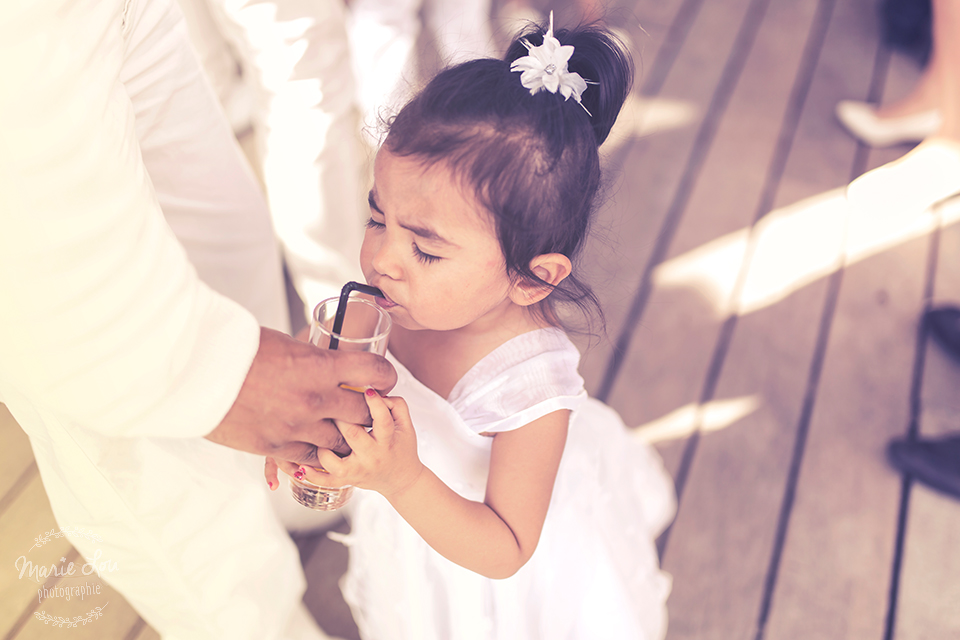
[413, 244, 441, 264]
[366, 213, 441, 263]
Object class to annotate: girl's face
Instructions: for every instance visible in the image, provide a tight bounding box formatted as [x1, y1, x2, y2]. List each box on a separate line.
[360, 149, 520, 333]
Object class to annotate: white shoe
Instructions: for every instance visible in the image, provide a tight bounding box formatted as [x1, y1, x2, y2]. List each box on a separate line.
[835, 100, 941, 147]
[847, 139, 960, 218]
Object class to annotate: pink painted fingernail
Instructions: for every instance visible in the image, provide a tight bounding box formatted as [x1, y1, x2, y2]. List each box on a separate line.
[365, 388, 378, 397]
[294, 467, 305, 480]
[267, 480, 275, 489]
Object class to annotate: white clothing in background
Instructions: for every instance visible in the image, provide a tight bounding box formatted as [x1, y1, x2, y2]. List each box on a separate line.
[339, 329, 676, 640]
[0, 0, 327, 637]
[347, 0, 496, 143]
[178, 0, 368, 315]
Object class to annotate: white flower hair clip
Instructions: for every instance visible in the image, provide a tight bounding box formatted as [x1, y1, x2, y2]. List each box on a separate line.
[510, 11, 593, 115]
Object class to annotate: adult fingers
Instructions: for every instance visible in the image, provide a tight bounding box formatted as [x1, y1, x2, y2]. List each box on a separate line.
[314, 449, 350, 482]
[298, 464, 345, 487]
[264, 457, 280, 490]
[270, 440, 319, 467]
[285, 418, 351, 460]
[329, 350, 397, 399]
[307, 382, 375, 428]
[273, 458, 344, 488]
[275, 458, 302, 478]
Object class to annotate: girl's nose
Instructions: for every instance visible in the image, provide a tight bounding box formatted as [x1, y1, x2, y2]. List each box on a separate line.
[370, 236, 401, 280]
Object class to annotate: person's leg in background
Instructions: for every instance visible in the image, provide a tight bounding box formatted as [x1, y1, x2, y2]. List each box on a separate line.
[425, 0, 496, 67]
[845, 0, 960, 219]
[346, 0, 425, 145]
[174, 0, 253, 132]
[835, 0, 959, 146]
[881, 0, 960, 502]
[187, 0, 368, 318]
[887, 305, 960, 501]
[930, 0, 959, 140]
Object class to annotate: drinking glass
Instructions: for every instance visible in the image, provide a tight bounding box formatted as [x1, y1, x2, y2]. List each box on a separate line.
[287, 295, 391, 511]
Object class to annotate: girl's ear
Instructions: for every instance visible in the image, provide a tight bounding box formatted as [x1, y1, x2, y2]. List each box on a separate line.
[509, 254, 573, 306]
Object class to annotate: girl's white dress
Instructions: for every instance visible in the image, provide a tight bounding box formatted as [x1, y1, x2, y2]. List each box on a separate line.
[338, 328, 676, 640]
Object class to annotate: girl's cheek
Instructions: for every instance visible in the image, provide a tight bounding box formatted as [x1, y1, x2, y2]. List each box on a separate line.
[359, 235, 378, 272]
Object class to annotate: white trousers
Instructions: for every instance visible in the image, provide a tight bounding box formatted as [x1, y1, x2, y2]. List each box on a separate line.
[176, 0, 368, 316]
[347, 0, 496, 142]
[5, 0, 330, 637]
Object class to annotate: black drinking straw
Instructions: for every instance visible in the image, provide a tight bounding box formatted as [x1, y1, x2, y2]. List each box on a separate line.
[328, 281, 384, 350]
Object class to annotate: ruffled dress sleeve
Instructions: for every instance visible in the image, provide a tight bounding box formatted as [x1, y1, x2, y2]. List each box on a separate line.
[445, 328, 587, 434]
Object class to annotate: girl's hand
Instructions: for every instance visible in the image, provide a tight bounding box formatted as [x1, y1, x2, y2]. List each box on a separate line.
[309, 389, 424, 500]
[264, 453, 353, 490]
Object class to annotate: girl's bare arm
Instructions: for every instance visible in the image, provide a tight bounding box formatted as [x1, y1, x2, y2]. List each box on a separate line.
[304, 390, 569, 579]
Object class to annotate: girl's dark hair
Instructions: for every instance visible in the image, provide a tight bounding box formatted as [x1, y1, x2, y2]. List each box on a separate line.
[383, 21, 634, 332]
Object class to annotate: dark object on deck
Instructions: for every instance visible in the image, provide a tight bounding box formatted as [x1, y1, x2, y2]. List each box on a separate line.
[888, 435, 960, 501]
[880, 0, 933, 66]
[925, 305, 960, 364]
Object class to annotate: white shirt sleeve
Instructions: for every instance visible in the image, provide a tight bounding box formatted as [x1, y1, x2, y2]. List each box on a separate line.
[0, 0, 259, 439]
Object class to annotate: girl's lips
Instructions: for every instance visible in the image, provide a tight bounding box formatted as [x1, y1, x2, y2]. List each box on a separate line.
[374, 294, 398, 309]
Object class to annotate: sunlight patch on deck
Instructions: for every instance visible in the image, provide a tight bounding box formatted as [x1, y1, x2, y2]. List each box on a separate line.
[604, 94, 699, 155]
[652, 188, 960, 317]
[632, 395, 760, 443]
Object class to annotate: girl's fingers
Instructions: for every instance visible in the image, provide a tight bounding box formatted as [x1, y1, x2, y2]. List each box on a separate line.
[275, 454, 349, 488]
[334, 418, 374, 452]
[276, 458, 302, 479]
[380, 396, 413, 432]
[264, 456, 280, 490]
[364, 388, 397, 439]
[310, 449, 350, 485]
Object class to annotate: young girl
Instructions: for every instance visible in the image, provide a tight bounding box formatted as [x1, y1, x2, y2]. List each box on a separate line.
[270, 15, 676, 639]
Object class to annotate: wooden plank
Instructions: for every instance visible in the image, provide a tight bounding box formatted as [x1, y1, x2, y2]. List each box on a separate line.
[0, 406, 36, 508]
[651, 0, 881, 636]
[576, 0, 773, 493]
[11, 561, 143, 640]
[0, 476, 74, 633]
[761, 207, 931, 636]
[131, 621, 161, 640]
[301, 519, 360, 640]
[894, 199, 960, 638]
[762, 240, 928, 638]
[0, 406, 155, 639]
[759, 12, 936, 639]
[606, 0, 834, 479]
[894, 488, 960, 639]
[574, 0, 742, 390]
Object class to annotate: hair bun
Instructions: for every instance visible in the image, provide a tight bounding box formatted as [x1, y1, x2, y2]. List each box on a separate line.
[505, 22, 634, 145]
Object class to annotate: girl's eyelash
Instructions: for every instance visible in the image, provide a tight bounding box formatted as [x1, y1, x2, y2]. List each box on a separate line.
[413, 245, 441, 264]
[367, 216, 441, 264]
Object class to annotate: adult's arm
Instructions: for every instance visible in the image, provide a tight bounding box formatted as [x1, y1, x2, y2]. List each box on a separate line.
[0, 0, 394, 458]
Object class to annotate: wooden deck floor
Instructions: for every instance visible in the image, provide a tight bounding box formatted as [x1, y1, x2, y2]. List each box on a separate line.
[3, 0, 960, 638]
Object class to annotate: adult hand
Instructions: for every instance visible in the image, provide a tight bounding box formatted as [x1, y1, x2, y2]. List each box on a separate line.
[265, 391, 422, 497]
[205, 327, 396, 466]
